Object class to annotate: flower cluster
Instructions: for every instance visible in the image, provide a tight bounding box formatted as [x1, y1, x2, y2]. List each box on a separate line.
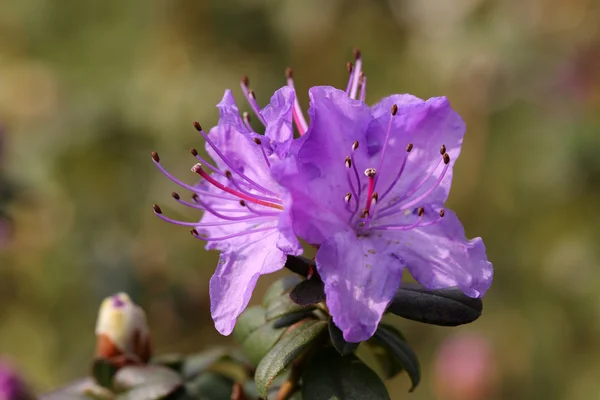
[153, 50, 493, 342]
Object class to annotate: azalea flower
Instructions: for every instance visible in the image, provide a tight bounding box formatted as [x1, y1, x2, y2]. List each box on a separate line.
[152, 83, 302, 335]
[273, 51, 493, 342]
[0, 361, 32, 400]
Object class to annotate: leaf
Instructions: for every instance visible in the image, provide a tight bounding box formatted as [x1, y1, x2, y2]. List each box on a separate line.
[241, 322, 287, 366]
[91, 358, 119, 389]
[265, 292, 314, 321]
[387, 283, 482, 326]
[184, 372, 234, 400]
[272, 310, 316, 329]
[232, 306, 266, 344]
[255, 320, 327, 397]
[180, 348, 229, 380]
[40, 378, 111, 400]
[328, 318, 359, 356]
[115, 385, 185, 400]
[302, 350, 390, 400]
[289, 279, 325, 306]
[372, 324, 420, 391]
[284, 256, 315, 278]
[262, 275, 303, 307]
[113, 365, 183, 398]
[151, 353, 185, 372]
[357, 340, 404, 380]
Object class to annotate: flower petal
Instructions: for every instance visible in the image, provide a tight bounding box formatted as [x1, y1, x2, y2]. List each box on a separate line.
[210, 232, 287, 335]
[261, 86, 295, 157]
[316, 230, 405, 342]
[395, 208, 493, 298]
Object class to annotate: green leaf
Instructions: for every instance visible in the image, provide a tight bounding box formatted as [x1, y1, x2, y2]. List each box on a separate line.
[262, 275, 303, 307]
[388, 283, 482, 326]
[180, 348, 229, 380]
[302, 350, 390, 400]
[372, 324, 420, 391]
[357, 340, 404, 380]
[265, 292, 314, 322]
[328, 318, 359, 356]
[289, 279, 325, 306]
[272, 310, 316, 329]
[284, 256, 314, 277]
[91, 358, 119, 389]
[255, 319, 327, 397]
[241, 322, 287, 366]
[184, 372, 234, 400]
[113, 365, 183, 398]
[151, 353, 185, 372]
[40, 378, 111, 400]
[115, 385, 185, 400]
[233, 306, 266, 344]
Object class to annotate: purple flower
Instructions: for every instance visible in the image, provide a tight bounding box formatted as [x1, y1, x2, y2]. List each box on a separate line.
[152, 82, 303, 335]
[272, 51, 493, 342]
[0, 361, 29, 400]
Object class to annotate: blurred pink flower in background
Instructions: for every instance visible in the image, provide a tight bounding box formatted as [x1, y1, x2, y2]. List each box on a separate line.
[433, 332, 498, 400]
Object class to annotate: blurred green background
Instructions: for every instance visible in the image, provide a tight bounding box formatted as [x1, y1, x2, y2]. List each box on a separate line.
[1, 0, 600, 399]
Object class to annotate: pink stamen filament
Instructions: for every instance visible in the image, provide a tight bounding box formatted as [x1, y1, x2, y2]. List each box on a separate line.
[286, 76, 309, 136]
[363, 175, 376, 214]
[193, 164, 284, 210]
[197, 127, 278, 197]
[240, 82, 268, 126]
[227, 175, 282, 204]
[192, 226, 277, 241]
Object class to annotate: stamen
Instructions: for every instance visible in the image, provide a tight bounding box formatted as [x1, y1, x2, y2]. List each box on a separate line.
[345, 62, 354, 95]
[240, 76, 267, 126]
[171, 192, 180, 200]
[345, 157, 359, 212]
[378, 143, 412, 202]
[373, 104, 398, 188]
[193, 122, 278, 196]
[191, 226, 277, 241]
[244, 202, 280, 217]
[363, 168, 377, 214]
[345, 156, 352, 168]
[242, 112, 254, 132]
[224, 170, 281, 203]
[439, 209, 445, 217]
[406, 143, 413, 152]
[190, 147, 226, 178]
[345, 193, 352, 203]
[440, 144, 446, 155]
[253, 137, 271, 168]
[192, 163, 283, 210]
[349, 49, 362, 99]
[285, 67, 309, 136]
[175, 195, 251, 213]
[154, 209, 270, 227]
[350, 141, 361, 196]
[392, 155, 451, 211]
[193, 196, 270, 221]
[359, 74, 367, 102]
[152, 204, 162, 214]
[372, 192, 379, 205]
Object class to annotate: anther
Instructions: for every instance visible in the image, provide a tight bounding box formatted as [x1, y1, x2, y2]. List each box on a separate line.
[243, 111, 251, 122]
[193, 121, 202, 131]
[346, 62, 353, 74]
[345, 193, 352, 203]
[191, 163, 203, 174]
[239, 200, 246, 207]
[225, 170, 233, 179]
[364, 168, 377, 178]
[151, 151, 160, 162]
[391, 104, 398, 116]
[241, 75, 249, 87]
[440, 144, 446, 155]
[353, 48, 361, 60]
[443, 153, 450, 165]
[285, 67, 293, 79]
[153, 204, 162, 214]
[192, 194, 200, 202]
[253, 137, 262, 145]
[417, 206, 425, 217]
[439, 209, 445, 218]
[248, 90, 256, 99]
[190, 148, 198, 156]
[190, 228, 199, 236]
[171, 192, 180, 200]
[352, 141, 359, 151]
[345, 156, 352, 168]
[372, 192, 379, 204]
[406, 143, 413, 152]
[361, 209, 369, 218]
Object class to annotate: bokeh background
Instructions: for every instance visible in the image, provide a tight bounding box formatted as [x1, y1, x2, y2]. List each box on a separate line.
[1, 0, 600, 399]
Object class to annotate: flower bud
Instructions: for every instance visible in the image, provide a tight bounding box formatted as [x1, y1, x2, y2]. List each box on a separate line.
[0, 361, 34, 400]
[95, 293, 151, 365]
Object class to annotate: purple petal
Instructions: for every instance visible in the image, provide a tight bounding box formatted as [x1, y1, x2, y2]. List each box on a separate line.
[210, 231, 288, 335]
[396, 208, 493, 298]
[216, 90, 251, 135]
[261, 86, 295, 158]
[316, 230, 405, 342]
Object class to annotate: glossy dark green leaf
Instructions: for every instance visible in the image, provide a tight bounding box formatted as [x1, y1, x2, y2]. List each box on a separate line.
[387, 283, 482, 326]
[262, 275, 303, 307]
[113, 365, 182, 397]
[289, 279, 325, 306]
[180, 348, 229, 380]
[151, 353, 185, 372]
[265, 292, 314, 321]
[373, 324, 420, 391]
[184, 372, 234, 400]
[358, 339, 404, 380]
[232, 306, 266, 344]
[328, 318, 359, 356]
[302, 350, 390, 400]
[115, 384, 185, 400]
[284, 256, 315, 277]
[40, 378, 111, 400]
[91, 358, 119, 389]
[255, 320, 327, 397]
[272, 310, 316, 329]
[241, 322, 287, 366]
